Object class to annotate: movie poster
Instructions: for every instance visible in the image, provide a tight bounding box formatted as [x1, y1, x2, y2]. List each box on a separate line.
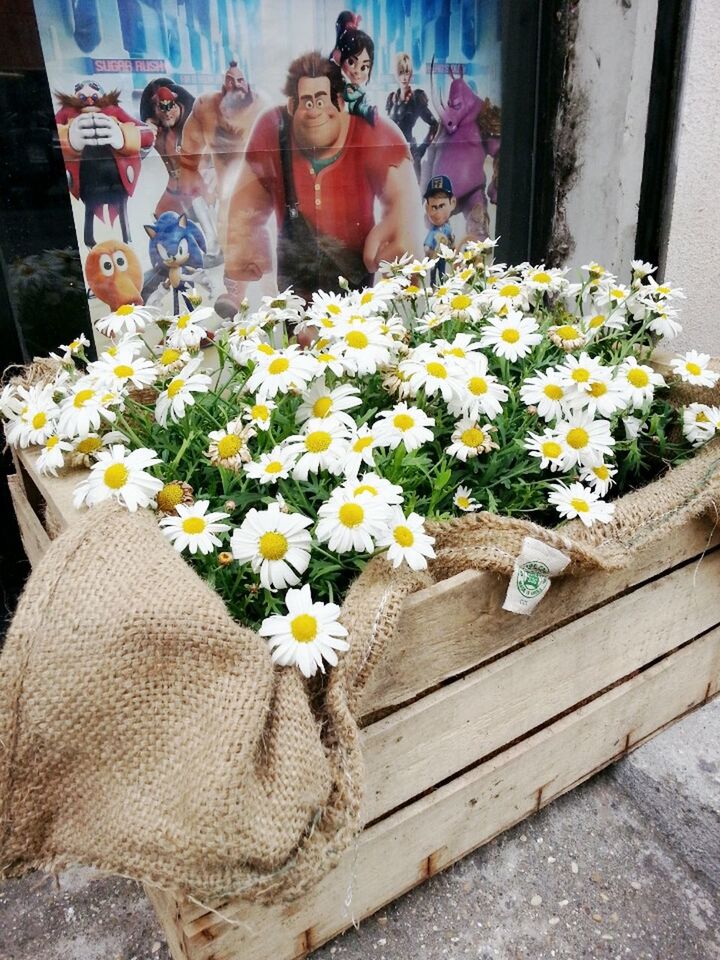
[32, 0, 501, 327]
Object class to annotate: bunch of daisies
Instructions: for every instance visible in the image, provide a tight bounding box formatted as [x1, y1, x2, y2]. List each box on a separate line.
[2, 246, 718, 678]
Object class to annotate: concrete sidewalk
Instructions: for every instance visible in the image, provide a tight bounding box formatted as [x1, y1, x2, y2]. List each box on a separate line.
[1, 698, 718, 960]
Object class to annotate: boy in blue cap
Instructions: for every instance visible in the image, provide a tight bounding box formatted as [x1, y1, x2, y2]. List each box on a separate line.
[423, 175, 457, 282]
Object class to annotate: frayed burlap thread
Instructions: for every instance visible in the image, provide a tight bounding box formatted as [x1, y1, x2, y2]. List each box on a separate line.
[1, 437, 719, 904]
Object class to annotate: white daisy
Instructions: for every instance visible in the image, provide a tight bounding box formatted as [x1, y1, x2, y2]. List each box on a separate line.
[243, 398, 276, 432]
[373, 402, 435, 452]
[243, 446, 297, 484]
[523, 266, 568, 294]
[647, 306, 683, 340]
[670, 351, 720, 388]
[447, 419, 497, 461]
[54, 333, 91, 363]
[617, 357, 665, 409]
[399, 346, 462, 403]
[296, 379, 361, 427]
[155, 358, 212, 426]
[342, 424, 380, 476]
[245, 346, 320, 400]
[88, 345, 157, 391]
[159, 499, 230, 555]
[485, 279, 529, 313]
[307, 289, 348, 327]
[282, 417, 350, 481]
[682, 403, 720, 446]
[259, 583, 349, 679]
[335, 320, 395, 376]
[57, 380, 117, 438]
[344, 472, 404, 506]
[0, 383, 23, 420]
[167, 307, 213, 350]
[565, 366, 629, 419]
[580, 463, 618, 497]
[227, 321, 269, 365]
[206, 420, 255, 470]
[73, 444, 162, 512]
[524, 430, 568, 472]
[631, 260, 656, 281]
[434, 333, 484, 361]
[622, 415, 647, 440]
[36, 435, 72, 476]
[548, 480, 615, 528]
[554, 411, 615, 469]
[155, 346, 190, 376]
[316, 487, 390, 553]
[4, 384, 58, 447]
[520, 368, 569, 422]
[479, 312, 542, 362]
[377, 508, 436, 570]
[447, 355, 509, 421]
[557, 352, 608, 396]
[547, 322, 586, 351]
[68, 430, 127, 467]
[454, 485, 481, 512]
[95, 304, 156, 339]
[230, 504, 313, 591]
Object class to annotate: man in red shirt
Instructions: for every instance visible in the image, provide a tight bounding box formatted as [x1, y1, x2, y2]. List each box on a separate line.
[220, 51, 423, 314]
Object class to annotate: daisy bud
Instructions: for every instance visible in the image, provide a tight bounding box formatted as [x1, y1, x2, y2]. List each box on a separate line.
[218, 551, 233, 566]
[224, 499, 237, 513]
[186, 288, 203, 308]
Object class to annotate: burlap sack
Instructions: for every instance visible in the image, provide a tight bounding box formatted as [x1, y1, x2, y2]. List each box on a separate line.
[1, 437, 720, 904]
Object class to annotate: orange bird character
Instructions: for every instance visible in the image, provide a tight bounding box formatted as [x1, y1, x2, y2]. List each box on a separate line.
[85, 240, 143, 310]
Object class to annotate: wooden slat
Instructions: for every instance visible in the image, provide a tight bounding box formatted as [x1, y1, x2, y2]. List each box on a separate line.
[7, 473, 51, 567]
[14, 446, 80, 537]
[169, 628, 720, 960]
[362, 545, 720, 820]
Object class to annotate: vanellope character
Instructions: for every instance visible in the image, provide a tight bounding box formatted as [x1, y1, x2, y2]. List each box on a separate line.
[337, 28, 377, 126]
[423, 175, 457, 281]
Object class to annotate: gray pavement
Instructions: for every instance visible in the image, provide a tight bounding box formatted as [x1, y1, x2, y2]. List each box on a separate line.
[0, 698, 718, 960]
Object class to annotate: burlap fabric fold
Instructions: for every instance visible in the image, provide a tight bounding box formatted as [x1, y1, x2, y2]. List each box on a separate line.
[1, 437, 720, 904]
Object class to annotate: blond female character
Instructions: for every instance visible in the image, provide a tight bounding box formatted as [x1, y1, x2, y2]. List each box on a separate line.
[385, 52, 439, 179]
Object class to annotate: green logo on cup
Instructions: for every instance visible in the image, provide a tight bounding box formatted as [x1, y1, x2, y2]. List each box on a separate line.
[516, 560, 550, 599]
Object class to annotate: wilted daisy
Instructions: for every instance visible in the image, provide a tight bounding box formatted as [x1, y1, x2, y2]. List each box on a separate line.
[95, 304, 156, 339]
[159, 499, 230, 555]
[231, 503, 313, 591]
[57, 380, 117, 438]
[243, 397, 276, 431]
[448, 355, 509, 421]
[454, 485, 481, 512]
[156, 346, 189, 376]
[377, 508, 436, 570]
[682, 403, 720, 445]
[520, 368, 569, 422]
[555, 411, 615, 469]
[155, 358, 211, 426]
[227, 322, 268, 365]
[155, 480, 194, 515]
[206, 420, 255, 470]
[73, 444, 162, 511]
[479, 312, 541, 362]
[259, 583, 349, 678]
[89, 345, 157, 391]
[245, 346, 320, 400]
[548, 322, 586, 351]
[67, 430, 125, 467]
[243, 446, 297, 484]
[4, 383, 58, 447]
[316, 486, 390, 554]
[282, 417, 349, 481]
[670, 351, 719, 387]
[296, 379, 361, 427]
[166, 307, 213, 350]
[580, 462, 618, 497]
[548, 480, 615, 528]
[447, 419, 497, 461]
[36, 435, 72, 476]
[374, 402, 435, 452]
[617, 357, 665, 409]
[524, 430, 567, 472]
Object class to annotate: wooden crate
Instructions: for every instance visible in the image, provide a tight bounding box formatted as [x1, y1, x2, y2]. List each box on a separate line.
[8, 445, 720, 960]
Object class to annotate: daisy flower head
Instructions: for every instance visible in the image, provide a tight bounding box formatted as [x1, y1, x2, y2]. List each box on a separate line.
[0, 383, 23, 420]
[352, 283, 395, 317]
[156, 345, 190, 376]
[523, 265, 568, 294]
[57, 379, 117, 438]
[670, 351, 720, 388]
[622, 415, 647, 441]
[88, 344, 157, 391]
[296, 379, 362, 427]
[647, 305, 683, 340]
[227, 321, 268, 365]
[206, 420, 255, 470]
[454, 485, 481, 512]
[230, 503, 313, 591]
[166, 307, 213, 351]
[259, 583, 349, 679]
[555, 411, 615, 469]
[36, 435, 72, 476]
[433, 332, 484, 361]
[479, 312, 541, 362]
[335, 320, 395, 376]
[377, 508, 436, 570]
[415, 310, 445, 333]
[159, 499, 230, 555]
[548, 322, 586, 351]
[520, 368, 569, 422]
[401, 256, 435, 278]
[580, 462, 618, 497]
[68, 430, 126, 467]
[682, 403, 720, 446]
[55, 333, 91, 362]
[581, 310, 614, 337]
[260, 287, 306, 324]
[307, 289, 348, 327]
[243, 446, 297, 485]
[485, 278, 529, 313]
[447, 418, 497, 461]
[342, 423, 380, 477]
[155, 480, 194, 515]
[524, 429, 568, 472]
[565, 366, 629, 419]
[73, 444, 162, 512]
[155, 357, 211, 426]
[243, 397, 276, 431]
[398, 346, 462, 403]
[595, 281, 631, 308]
[548, 480, 615, 528]
[4, 383, 58, 448]
[245, 345, 320, 400]
[617, 357, 665, 409]
[448, 355, 509, 421]
[95, 304, 157, 339]
[557, 352, 607, 397]
[373, 402, 435, 452]
[316, 486, 391, 554]
[581, 262, 612, 285]
[631, 260, 656, 283]
[344, 471, 404, 507]
[380, 361, 414, 400]
[444, 289, 482, 323]
[282, 417, 350, 482]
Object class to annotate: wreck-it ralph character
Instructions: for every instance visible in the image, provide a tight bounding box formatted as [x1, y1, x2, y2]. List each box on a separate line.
[423, 174, 456, 282]
[223, 52, 423, 312]
[86, 240, 143, 310]
[386, 53, 439, 179]
[337, 28, 377, 126]
[54, 81, 155, 247]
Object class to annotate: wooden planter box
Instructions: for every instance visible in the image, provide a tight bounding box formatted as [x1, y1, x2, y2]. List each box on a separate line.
[8, 445, 720, 960]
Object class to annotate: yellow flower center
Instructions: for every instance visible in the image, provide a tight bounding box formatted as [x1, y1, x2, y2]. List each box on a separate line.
[116, 305, 134, 316]
[566, 427, 589, 449]
[46, 436, 59, 449]
[258, 530, 288, 560]
[610, 288, 626, 299]
[447, 347, 465, 357]
[570, 498, 590, 513]
[217, 435, 242, 459]
[696, 411, 710, 423]
[542, 440, 562, 458]
[456, 496, 471, 509]
[360, 291, 373, 305]
[404, 284, 419, 295]
[393, 525, 415, 547]
[290, 613, 318, 643]
[317, 353, 336, 364]
[589, 314, 605, 329]
[589, 381, 607, 397]
[265, 460, 283, 474]
[73, 389, 95, 408]
[354, 483, 377, 496]
[103, 463, 128, 489]
[182, 516, 206, 535]
[571, 368, 590, 383]
[305, 430, 332, 453]
[627, 367, 650, 388]
[251, 404, 270, 421]
[533, 271, 552, 284]
[657, 285, 670, 295]
[459, 268, 474, 281]
[556, 325, 580, 340]
[501, 328, 520, 344]
[346, 330, 369, 349]
[499, 283, 520, 297]
[157, 483, 184, 511]
[69, 339, 81, 351]
[257, 343, 275, 355]
[160, 348, 181, 366]
[353, 436, 374, 452]
[468, 376, 488, 396]
[328, 304, 341, 315]
[76, 436, 101, 454]
[31, 411, 47, 429]
[426, 361, 447, 379]
[686, 361, 702, 376]
[543, 384, 563, 400]
[313, 396, 333, 418]
[113, 364, 134, 378]
[177, 314, 190, 329]
[593, 465, 610, 480]
[450, 294, 472, 311]
[461, 427, 485, 448]
[393, 413, 415, 431]
[339, 502, 364, 527]
[268, 357, 289, 374]
[167, 378, 185, 398]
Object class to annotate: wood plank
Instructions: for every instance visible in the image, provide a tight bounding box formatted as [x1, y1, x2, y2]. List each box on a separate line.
[172, 628, 720, 960]
[7, 474, 51, 567]
[15, 446, 81, 537]
[358, 516, 719, 717]
[362, 546, 720, 821]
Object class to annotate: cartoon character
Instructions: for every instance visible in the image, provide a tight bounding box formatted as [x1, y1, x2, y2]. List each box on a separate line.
[143, 212, 206, 314]
[386, 53, 439, 180]
[337, 28, 377, 126]
[423, 175, 457, 282]
[85, 240, 143, 310]
[223, 51, 423, 314]
[421, 63, 501, 241]
[54, 81, 155, 247]
[329, 10, 362, 63]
